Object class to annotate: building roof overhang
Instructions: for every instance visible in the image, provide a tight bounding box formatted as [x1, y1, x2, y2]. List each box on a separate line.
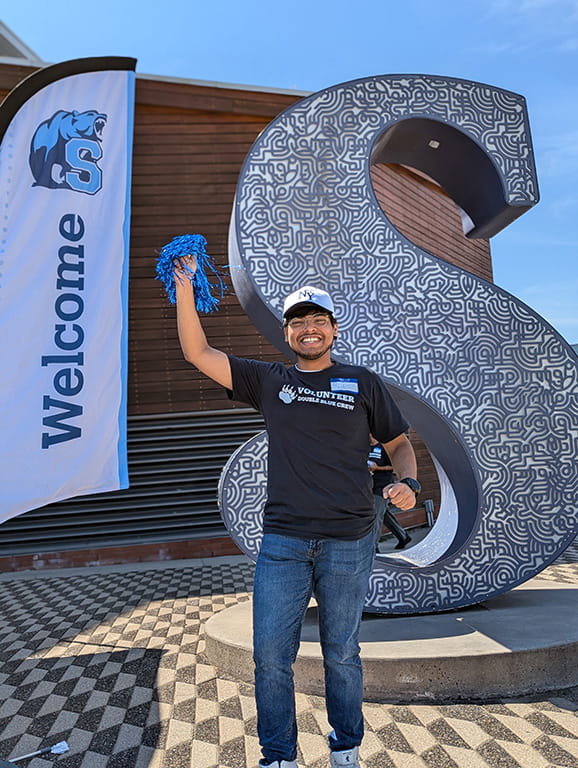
[0, 21, 44, 66]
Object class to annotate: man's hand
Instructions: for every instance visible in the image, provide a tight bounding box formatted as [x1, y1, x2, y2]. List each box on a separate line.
[174, 254, 197, 286]
[383, 482, 416, 511]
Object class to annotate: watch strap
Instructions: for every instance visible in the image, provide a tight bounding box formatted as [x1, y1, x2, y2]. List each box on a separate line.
[400, 477, 421, 495]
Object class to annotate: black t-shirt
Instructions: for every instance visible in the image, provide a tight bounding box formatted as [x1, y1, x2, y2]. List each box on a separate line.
[368, 443, 396, 495]
[227, 356, 409, 540]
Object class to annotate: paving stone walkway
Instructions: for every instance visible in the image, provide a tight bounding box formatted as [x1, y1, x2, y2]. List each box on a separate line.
[0, 539, 577, 768]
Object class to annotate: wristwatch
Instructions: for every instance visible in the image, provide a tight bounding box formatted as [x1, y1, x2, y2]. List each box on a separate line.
[400, 477, 421, 496]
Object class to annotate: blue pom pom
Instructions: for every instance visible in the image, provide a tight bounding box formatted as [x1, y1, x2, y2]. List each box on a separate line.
[155, 234, 226, 312]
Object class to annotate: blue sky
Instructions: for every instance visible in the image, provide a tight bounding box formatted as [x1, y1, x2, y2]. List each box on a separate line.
[3, 0, 577, 342]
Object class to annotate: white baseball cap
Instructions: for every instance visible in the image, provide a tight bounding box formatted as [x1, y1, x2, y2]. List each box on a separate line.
[283, 285, 335, 318]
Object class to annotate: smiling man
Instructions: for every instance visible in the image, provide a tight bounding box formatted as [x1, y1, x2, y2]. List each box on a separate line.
[174, 266, 418, 768]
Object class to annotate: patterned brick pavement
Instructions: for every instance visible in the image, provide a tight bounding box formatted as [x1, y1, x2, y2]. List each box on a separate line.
[0, 539, 576, 768]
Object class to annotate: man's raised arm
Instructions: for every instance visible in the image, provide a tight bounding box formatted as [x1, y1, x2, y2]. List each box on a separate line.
[174, 256, 233, 390]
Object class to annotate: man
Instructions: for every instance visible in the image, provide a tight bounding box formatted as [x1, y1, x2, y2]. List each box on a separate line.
[175, 264, 419, 768]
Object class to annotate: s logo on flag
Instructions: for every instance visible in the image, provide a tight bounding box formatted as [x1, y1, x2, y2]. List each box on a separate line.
[29, 109, 107, 194]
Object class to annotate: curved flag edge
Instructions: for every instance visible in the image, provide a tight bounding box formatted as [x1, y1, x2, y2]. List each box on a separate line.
[0, 56, 137, 142]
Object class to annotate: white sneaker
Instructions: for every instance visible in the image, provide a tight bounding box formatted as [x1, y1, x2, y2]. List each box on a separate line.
[259, 761, 298, 768]
[329, 746, 359, 767]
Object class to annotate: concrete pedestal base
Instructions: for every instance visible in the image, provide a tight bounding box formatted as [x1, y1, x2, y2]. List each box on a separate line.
[205, 578, 578, 702]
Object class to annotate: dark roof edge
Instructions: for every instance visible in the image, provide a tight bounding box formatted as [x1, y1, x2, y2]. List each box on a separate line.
[135, 71, 311, 98]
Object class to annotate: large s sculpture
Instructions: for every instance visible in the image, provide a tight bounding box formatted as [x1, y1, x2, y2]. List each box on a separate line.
[219, 74, 578, 614]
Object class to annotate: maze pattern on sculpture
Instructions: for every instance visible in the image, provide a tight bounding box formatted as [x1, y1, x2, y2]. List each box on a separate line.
[219, 434, 267, 558]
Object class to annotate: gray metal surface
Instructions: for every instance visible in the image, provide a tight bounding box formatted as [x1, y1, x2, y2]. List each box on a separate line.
[222, 74, 578, 613]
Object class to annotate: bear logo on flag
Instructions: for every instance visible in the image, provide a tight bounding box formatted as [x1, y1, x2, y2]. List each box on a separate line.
[29, 109, 107, 194]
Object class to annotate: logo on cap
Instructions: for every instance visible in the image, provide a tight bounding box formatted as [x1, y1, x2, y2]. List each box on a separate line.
[283, 285, 334, 317]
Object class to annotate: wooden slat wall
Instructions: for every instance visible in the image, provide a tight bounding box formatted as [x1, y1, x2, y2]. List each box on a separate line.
[128, 90, 491, 416]
[370, 163, 493, 281]
[129, 80, 299, 415]
[1, 64, 494, 543]
[0, 66, 492, 419]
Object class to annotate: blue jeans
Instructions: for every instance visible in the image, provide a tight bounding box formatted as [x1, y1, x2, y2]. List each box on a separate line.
[252, 531, 375, 764]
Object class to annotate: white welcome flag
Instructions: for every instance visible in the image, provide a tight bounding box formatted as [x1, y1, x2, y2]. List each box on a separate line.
[0, 57, 136, 521]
